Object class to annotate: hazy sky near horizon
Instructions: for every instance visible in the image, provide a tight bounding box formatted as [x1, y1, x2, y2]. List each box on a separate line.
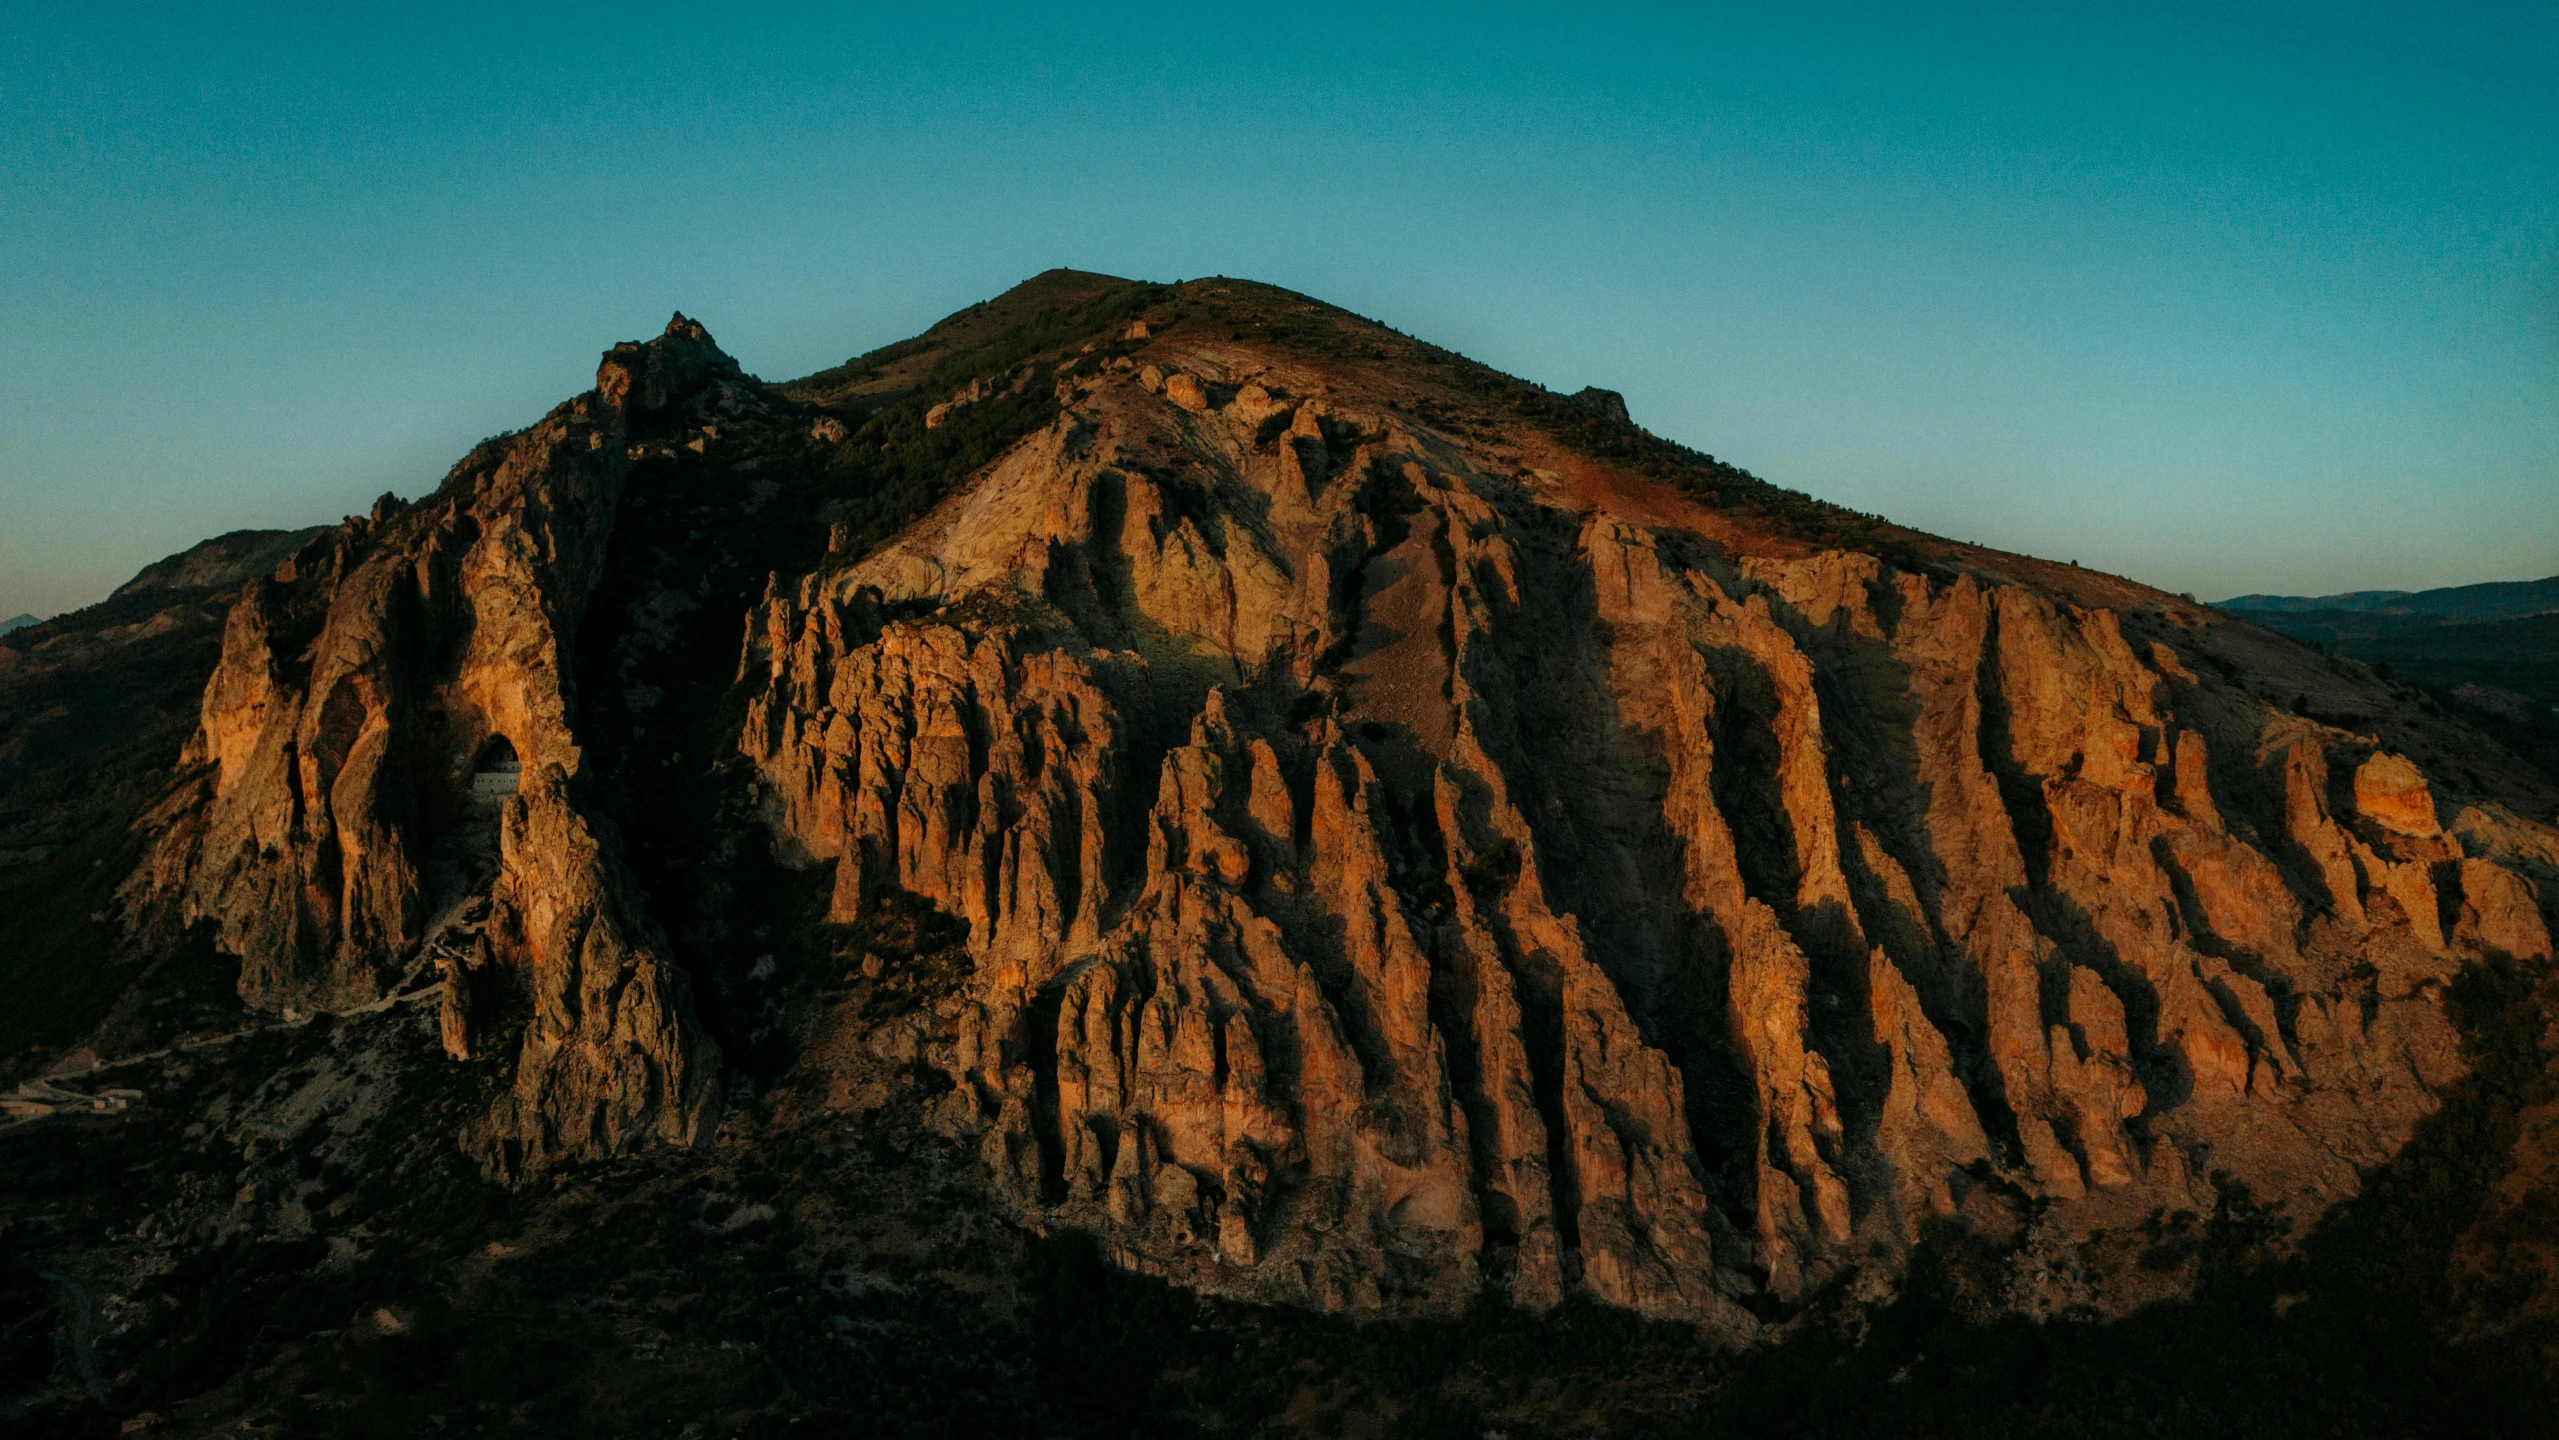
[4, 2, 2554, 619]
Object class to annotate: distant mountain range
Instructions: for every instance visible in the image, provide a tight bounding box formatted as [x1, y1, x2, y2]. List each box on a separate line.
[0, 613, 39, 636]
[2219, 574, 2559, 621]
[2216, 573, 2559, 787]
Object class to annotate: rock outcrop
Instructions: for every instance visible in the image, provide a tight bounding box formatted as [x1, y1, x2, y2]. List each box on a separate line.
[735, 325, 2557, 1323]
[135, 316, 731, 1173]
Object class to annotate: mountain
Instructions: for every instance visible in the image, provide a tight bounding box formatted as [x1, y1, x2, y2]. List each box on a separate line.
[6, 274, 2558, 1436]
[2219, 575, 2559, 621]
[0, 614, 38, 636]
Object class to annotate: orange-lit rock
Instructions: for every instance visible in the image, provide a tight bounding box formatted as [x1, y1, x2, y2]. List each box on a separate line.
[114, 274, 2559, 1336]
[136, 315, 732, 1172]
[2355, 750, 2441, 837]
[730, 309, 2536, 1323]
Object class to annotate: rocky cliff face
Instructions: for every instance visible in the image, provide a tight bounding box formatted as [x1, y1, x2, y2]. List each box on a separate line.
[111, 275, 2559, 1334]
[132, 317, 733, 1175]
[731, 301, 2556, 1323]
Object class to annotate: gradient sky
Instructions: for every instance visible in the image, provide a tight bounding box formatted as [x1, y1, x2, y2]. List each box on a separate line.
[4, 2, 2554, 620]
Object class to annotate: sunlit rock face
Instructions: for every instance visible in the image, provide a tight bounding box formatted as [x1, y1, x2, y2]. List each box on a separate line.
[124, 275, 2559, 1330]
[733, 328, 2554, 1323]
[135, 316, 733, 1175]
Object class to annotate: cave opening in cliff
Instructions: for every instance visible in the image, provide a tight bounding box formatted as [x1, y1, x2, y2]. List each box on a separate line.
[471, 735, 522, 809]
[418, 734, 523, 917]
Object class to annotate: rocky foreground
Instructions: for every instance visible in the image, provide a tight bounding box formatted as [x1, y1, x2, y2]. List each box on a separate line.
[6, 272, 2559, 1436]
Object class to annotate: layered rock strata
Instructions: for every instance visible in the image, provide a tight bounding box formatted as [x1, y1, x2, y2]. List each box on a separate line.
[739, 341, 2555, 1321]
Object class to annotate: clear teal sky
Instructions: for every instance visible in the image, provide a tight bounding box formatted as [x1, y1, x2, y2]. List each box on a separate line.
[4, 3, 2554, 619]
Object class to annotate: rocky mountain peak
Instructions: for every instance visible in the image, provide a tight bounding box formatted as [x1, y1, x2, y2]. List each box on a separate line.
[594, 312, 740, 420]
[132, 276, 2559, 1289]
[11, 273, 2558, 1431]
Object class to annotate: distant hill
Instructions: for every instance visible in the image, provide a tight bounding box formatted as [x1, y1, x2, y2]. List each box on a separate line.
[2216, 575, 2559, 787]
[0, 531, 319, 650]
[2219, 573, 2559, 620]
[108, 526, 326, 599]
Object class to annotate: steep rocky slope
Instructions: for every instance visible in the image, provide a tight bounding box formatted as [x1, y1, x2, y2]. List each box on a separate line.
[124, 322, 738, 1173]
[7, 271, 2559, 1434]
[730, 289, 2556, 1324]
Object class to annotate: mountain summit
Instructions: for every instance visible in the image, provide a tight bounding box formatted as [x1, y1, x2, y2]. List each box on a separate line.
[7, 273, 2557, 1433]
